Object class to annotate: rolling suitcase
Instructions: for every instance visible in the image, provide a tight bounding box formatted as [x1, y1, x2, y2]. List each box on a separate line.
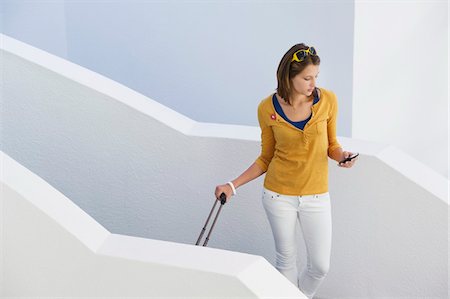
[195, 193, 227, 246]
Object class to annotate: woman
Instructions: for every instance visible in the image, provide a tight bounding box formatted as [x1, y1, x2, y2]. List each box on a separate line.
[214, 43, 357, 298]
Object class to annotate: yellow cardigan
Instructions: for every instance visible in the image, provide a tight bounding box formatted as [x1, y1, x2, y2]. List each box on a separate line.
[254, 87, 341, 195]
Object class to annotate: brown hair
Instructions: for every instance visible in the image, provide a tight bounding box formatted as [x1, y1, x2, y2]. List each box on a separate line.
[276, 43, 321, 105]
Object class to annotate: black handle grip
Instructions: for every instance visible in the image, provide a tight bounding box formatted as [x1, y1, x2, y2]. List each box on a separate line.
[219, 192, 227, 205]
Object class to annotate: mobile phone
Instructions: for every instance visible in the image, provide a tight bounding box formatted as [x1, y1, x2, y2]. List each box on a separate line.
[339, 152, 359, 164]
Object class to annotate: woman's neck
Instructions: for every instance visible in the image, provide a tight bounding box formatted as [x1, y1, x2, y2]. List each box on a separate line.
[290, 93, 314, 106]
[276, 90, 315, 107]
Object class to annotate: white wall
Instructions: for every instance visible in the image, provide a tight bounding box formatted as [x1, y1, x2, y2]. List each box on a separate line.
[0, 151, 305, 298]
[353, 0, 448, 178]
[0, 1, 68, 57]
[1, 0, 354, 136]
[1, 34, 448, 298]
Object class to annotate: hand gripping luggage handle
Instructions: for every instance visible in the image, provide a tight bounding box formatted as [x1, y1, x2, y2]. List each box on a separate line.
[195, 193, 227, 246]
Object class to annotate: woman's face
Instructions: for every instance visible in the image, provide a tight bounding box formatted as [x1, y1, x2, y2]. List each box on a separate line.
[291, 64, 320, 97]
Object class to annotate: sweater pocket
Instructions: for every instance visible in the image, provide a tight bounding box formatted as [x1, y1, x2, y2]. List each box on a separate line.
[316, 119, 327, 135]
[315, 119, 329, 150]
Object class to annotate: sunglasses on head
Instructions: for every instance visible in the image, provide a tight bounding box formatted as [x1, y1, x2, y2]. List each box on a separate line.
[291, 47, 318, 63]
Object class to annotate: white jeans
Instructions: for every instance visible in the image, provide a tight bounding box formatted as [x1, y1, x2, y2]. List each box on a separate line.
[261, 187, 332, 299]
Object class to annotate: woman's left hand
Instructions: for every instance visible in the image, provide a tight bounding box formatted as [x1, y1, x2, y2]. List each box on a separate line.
[338, 151, 358, 168]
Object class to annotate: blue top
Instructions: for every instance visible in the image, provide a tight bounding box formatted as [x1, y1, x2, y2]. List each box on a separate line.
[272, 89, 320, 130]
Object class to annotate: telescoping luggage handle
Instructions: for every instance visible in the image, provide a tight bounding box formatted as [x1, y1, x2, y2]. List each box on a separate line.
[195, 193, 227, 247]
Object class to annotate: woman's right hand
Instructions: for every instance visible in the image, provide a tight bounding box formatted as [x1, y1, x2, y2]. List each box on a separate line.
[214, 184, 233, 202]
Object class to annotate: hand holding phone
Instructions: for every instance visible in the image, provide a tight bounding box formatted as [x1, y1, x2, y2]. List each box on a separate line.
[339, 152, 359, 165]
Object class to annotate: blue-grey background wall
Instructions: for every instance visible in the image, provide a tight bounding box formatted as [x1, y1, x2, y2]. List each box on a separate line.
[1, 0, 354, 136]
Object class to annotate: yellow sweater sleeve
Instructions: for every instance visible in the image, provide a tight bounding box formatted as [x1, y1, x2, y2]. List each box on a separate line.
[327, 92, 342, 156]
[255, 101, 275, 172]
